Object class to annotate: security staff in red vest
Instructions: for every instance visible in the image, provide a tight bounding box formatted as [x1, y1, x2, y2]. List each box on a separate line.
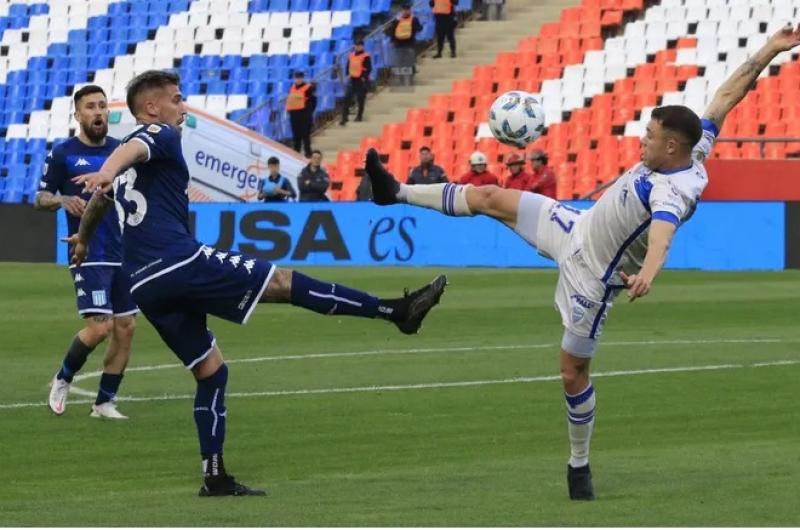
[340, 38, 372, 125]
[285, 70, 316, 158]
[430, 0, 457, 58]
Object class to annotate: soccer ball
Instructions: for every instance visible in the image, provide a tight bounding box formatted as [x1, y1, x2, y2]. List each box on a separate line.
[488, 91, 545, 148]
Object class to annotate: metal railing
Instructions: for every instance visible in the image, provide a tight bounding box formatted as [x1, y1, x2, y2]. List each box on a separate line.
[234, 0, 434, 143]
[579, 137, 800, 200]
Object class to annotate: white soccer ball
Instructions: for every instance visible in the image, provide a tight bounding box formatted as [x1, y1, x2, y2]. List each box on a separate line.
[488, 91, 545, 148]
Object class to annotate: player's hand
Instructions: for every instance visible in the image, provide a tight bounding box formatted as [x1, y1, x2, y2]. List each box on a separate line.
[63, 233, 88, 266]
[619, 271, 652, 302]
[61, 195, 87, 217]
[768, 23, 800, 52]
[72, 170, 114, 194]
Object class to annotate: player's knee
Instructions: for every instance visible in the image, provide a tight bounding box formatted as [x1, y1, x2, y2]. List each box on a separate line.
[560, 354, 591, 391]
[471, 185, 504, 212]
[113, 316, 136, 343]
[262, 267, 292, 301]
[84, 316, 113, 345]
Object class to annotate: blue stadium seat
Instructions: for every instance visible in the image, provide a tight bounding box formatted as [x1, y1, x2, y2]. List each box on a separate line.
[291, 0, 310, 10]
[371, 0, 389, 12]
[332, 0, 351, 10]
[351, 9, 370, 27]
[310, 0, 330, 9]
[270, 0, 290, 10]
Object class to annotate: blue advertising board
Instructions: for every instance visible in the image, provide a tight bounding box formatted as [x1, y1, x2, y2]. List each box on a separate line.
[56, 201, 786, 270]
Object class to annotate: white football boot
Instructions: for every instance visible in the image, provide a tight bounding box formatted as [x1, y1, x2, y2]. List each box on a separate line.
[90, 402, 128, 419]
[48, 375, 71, 415]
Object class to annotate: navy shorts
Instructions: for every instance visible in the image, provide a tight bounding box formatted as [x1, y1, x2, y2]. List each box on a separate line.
[130, 246, 275, 369]
[70, 265, 139, 317]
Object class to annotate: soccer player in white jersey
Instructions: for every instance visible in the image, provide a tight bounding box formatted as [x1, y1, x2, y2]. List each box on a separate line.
[365, 25, 800, 500]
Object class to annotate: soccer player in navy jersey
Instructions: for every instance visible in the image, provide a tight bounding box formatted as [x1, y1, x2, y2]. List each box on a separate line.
[35, 85, 137, 420]
[68, 70, 447, 496]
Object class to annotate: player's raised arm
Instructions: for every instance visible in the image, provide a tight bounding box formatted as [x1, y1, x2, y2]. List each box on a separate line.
[65, 191, 113, 265]
[72, 140, 149, 192]
[704, 24, 800, 130]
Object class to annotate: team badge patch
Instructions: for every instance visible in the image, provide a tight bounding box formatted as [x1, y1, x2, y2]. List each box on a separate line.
[571, 306, 585, 324]
[147, 124, 162, 134]
[92, 290, 107, 307]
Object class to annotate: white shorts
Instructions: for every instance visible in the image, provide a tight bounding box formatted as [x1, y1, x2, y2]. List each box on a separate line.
[515, 193, 621, 357]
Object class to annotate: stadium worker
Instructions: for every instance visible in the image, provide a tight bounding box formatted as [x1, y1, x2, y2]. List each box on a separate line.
[407, 146, 448, 185]
[502, 153, 534, 191]
[363, 24, 800, 501]
[69, 70, 447, 497]
[285, 70, 316, 158]
[35, 85, 136, 420]
[340, 37, 371, 125]
[257, 156, 296, 203]
[386, 2, 422, 85]
[458, 151, 499, 187]
[528, 149, 557, 199]
[298, 150, 331, 202]
[430, 0, 457, 58]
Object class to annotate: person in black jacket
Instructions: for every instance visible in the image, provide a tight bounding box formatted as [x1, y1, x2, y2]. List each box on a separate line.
[430, 0, 457, 58]
[341, 38, 372, 125]
[298, 150, 330, 202]
[407, 146, 448, 184]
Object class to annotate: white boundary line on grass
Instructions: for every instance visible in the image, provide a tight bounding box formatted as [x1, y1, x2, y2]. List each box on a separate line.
[1, 338, 795, 411]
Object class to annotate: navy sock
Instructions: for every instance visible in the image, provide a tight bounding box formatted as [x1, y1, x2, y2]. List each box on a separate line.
[95, 372, 124, 405]
[194, 364, 228, 465]
[290, 271, 390, 319]
[57, 335, 95, 383]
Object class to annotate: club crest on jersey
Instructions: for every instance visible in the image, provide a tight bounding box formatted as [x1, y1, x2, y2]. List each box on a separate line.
[147, 124, 162, 134]
[92, 290, 107, 307]
[571, 306, 585, 324]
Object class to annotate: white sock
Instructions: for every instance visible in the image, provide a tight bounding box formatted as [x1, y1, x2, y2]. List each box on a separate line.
[397, 183, 473, 216]
[565, 382, 595, 468]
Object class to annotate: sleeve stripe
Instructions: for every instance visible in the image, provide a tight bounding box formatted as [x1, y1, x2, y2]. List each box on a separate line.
[700, 118, 719, 138]
[129, 137, 151, 162]
[652, 211, 680, 226]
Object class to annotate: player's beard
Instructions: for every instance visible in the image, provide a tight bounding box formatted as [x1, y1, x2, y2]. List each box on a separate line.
[84, 120, 108, 144]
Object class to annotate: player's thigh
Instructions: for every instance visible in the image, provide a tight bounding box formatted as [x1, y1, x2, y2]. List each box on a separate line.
[514, 193, 580, 262]
[71, 265, 115, 318]
[110, 267, 139, 319]
[554, 253, 621, 358]
[467, 185, 521, 225]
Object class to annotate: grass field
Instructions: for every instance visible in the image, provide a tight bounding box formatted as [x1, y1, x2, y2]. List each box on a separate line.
[1, 263, 798, 526]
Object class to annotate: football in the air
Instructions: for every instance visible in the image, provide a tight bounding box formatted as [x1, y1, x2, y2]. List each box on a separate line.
[488, 91, 545, 148]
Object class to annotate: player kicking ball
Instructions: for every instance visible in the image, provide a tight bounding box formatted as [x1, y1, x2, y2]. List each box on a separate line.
[364, 25, 800, 500]
[35, 85, 137, 419]
[68, 70, 447, 496]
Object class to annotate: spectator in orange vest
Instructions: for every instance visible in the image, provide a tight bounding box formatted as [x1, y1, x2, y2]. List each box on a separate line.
[430, 0, 457, 58]
[387, 3, 422, 86]
[528, 149, 557, 198]
[503, 153, 534, 191]
[458, 151, 499, 187]
[340, 38, 372, 125]
[285, 71, 316, 158]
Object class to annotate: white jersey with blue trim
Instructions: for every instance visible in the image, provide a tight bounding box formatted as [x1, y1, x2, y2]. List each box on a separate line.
[578, 119, 718, 283]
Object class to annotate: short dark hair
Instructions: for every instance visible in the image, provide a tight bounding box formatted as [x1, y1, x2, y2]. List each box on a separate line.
[311, 149, 322, 157]
[73, 85, 106, 108]
[419, 146, 431, 153]
[126, 70, 181, 115]
[651, 105, 702, 148]
[267, 156, 280, 165]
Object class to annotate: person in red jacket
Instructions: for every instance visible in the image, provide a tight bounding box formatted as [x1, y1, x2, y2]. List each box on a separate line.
[458, 151, 499, 186]
[503, 153, 534, 191]
[528, 149, 557, 198]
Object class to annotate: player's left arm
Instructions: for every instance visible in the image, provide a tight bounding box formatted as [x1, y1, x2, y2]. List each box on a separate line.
[72, 141, 148, 192]
[704, 24, 800, 131]
[621, 220, 677, 302]
[65, 191, 113, 265]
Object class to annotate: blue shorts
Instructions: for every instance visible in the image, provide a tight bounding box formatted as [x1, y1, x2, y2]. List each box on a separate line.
[70, 265, 139, 317]
[130, 246, 275, 369]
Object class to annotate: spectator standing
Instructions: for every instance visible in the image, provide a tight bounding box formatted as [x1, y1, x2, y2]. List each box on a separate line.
[503, 153, 534, 191]
[340, 38, 372, 125]
[298, 150, 331, 202]
[356, 174, 373, 201]
[528, 149, 557, 198]
[285, 71, 316, 158]
[458, 151, 499, 186]
[408, 146, 448, 184]
[387, 2, 423, 86]
[258, 156, 297, 202]
[431, 0, 457, 58]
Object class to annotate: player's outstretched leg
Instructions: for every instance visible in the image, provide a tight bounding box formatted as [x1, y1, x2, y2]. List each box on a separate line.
[193, 354, 265, 497]
[561, 350, 595, 501]
[365, 148, 521, 226]
[262, 269, 448, 335]
[90, 316, 136, 420]
[48, 316, 112, 415]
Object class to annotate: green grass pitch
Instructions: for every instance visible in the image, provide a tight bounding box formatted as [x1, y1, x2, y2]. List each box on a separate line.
[1, 263, 798, 526]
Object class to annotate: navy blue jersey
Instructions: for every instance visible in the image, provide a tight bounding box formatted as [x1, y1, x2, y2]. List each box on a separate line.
[40, 136, 123, 264]
[114, 123, 199, 274]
